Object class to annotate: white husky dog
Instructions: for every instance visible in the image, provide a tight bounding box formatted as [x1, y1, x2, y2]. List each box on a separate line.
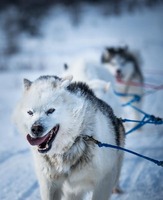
[13, 75, 125, 200]
[101, 47, 144, 121]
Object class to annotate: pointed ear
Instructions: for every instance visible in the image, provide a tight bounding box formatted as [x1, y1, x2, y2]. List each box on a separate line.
[101, 49, 110, 63]
[23, 79, 32, 90]
[104, 49, 110, 57]
[64, 63, 69, 70]
[60, 75, 73, 88]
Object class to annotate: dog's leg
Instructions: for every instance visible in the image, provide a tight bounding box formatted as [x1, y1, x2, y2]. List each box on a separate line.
[32, 154, 62, 200]
[91, 172, 115, 200]
[112, 153, 124, 194]
[61, 181, 85, 200]
[61, 191, 85, 200]
[38, 177, 62, 200]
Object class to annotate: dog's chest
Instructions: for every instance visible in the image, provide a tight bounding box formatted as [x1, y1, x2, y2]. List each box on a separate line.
[41, 155, 69, 180]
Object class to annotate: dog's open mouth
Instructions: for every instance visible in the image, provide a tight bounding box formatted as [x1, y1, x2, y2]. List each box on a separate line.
[116, 73, 123, 80]
[26, 125, 59, 153]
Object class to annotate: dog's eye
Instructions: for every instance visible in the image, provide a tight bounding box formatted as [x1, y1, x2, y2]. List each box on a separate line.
[121, 61, 126, 66]
[27, 110, 33, 116]
[46, 108, 55, 115]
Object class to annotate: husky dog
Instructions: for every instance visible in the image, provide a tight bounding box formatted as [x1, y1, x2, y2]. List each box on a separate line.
[13, 75, 125, 200]
[101, 46, 144, 120]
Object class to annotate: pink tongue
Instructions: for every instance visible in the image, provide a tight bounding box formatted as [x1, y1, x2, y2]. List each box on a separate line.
[116, 74, 121, 80]
[27, 133, 50, 146]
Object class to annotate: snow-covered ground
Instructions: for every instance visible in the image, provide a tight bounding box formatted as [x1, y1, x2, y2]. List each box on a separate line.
[0, 4, 163, 200]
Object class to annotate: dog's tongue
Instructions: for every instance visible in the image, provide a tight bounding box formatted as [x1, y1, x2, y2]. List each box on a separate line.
[27, 134, 50, 146]
[116, 74, 122, 80]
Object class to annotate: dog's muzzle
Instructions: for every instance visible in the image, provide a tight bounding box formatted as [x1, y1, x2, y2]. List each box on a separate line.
[27, 125, 59, 153]
[116, 69, 123, 79]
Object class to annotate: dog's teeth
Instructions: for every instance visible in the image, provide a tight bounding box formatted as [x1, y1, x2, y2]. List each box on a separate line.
[54, 126, 58, 133]
[38, 146, 48, 150]
[37, 125, 58, 153]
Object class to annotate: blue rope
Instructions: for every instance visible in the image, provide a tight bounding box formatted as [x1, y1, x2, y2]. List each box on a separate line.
[113, 89, 160, 107]
[97, 141, 163, 167]
[123, 115, 163, 135]
[87, 88, 163, 167]
[113, 90, 163, 134]
[113, 90, 142, 105]
[122, 95, 141, 106]
[83, 135, 163, 167]
[130, 104, 149, 115]
[125, 119, 150, 135]
[122, 114, 163, 135]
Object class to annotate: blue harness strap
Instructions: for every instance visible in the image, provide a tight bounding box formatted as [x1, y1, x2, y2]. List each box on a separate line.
[101, 86, 163, 167]
[82, 135, 163, 167]
[114, 90, 142, 100]
[113, 90, 163, 134]
[122, 114, 163, 135]
[97, 142, 163, 167]
[125, 105, 163, 134]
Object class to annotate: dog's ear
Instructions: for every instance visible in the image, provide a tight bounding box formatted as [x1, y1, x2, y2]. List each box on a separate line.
[64, 63, 69, 70]
[23, 79, 32, 90]
[106, 47, 115, 54]
[60, 75, 73, 88]
[101, 49, 110, 63]
[119, 45, 128, 53]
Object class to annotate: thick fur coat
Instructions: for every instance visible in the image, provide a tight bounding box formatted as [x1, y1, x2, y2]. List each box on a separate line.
[13, 75, 125, 200]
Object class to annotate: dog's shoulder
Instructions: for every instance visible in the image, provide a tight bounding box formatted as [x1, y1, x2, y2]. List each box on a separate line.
[67, 81, 95, 98]
[67, 81, 125, 146]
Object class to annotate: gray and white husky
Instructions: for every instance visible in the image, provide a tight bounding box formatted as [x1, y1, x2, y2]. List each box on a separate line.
[101, 46, 144, 120]
[13, 75, 125, 200]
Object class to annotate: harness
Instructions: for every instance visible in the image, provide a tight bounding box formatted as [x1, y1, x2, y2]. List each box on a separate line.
[81, 135, 163, 167]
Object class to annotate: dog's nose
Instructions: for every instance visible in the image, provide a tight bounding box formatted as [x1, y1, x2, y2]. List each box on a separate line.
[117, 69, 121, 74]
[31, 125, 44, 136]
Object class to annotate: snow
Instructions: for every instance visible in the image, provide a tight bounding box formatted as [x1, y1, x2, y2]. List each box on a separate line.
[0, 3, 163, 200]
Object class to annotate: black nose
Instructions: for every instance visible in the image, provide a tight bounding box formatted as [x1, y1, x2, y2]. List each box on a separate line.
[117, 69, 121, 74]
[31, 125, 44, 136]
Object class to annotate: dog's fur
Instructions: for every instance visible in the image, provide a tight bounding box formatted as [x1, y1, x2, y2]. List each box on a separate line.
[101, 46, 144, 120]
[87, 79, 123, 118]
[63, 61, 122, 119]
[13, 75, 125, 200]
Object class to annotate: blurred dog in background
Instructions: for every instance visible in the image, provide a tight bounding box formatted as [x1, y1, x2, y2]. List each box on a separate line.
[101, 46, 144, 121]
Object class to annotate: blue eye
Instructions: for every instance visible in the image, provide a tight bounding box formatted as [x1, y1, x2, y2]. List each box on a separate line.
[46, 108, 55, 115]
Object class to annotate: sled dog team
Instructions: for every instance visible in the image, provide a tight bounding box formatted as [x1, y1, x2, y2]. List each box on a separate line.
[13, 47, 143, 200]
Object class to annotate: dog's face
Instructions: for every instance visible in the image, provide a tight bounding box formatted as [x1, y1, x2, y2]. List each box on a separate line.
[14, 75, 85, 155]
[101, 47, 135, 81]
